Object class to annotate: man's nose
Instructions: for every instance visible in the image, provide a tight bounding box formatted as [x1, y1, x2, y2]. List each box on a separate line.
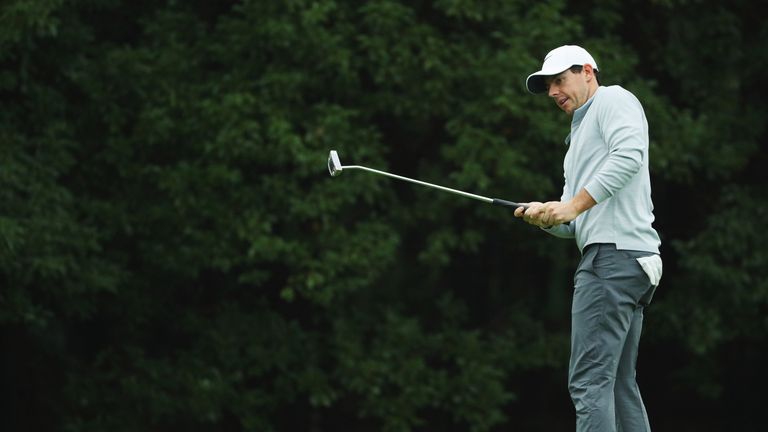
[548, 85, 557, 97]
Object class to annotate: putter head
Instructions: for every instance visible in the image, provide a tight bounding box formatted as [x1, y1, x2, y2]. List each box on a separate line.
[328, 150, 342, 176]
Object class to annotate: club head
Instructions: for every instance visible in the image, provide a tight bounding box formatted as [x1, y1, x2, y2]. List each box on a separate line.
[328, 150, 342, 176]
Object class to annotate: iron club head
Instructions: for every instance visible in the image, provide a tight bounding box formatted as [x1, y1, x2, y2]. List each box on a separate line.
[328, 150, 342, 176]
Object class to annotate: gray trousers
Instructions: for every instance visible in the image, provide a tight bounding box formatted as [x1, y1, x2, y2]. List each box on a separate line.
[569, 243, 658, 432]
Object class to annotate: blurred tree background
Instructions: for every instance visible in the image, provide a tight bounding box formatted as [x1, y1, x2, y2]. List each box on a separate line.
[1, 0, 766, 431]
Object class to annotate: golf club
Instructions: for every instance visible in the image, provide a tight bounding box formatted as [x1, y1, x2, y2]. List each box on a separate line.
[327, 150, 527, 210]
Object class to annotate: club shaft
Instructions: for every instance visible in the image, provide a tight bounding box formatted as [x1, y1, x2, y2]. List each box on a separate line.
[341, 165, 494, 204]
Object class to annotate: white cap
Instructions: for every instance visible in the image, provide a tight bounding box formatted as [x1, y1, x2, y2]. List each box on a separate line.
[526, 45, 599, 94]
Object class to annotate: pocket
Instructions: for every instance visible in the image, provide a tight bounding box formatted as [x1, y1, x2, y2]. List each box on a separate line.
[592, 244, 620, 279]
[593, 246, 651, 294]
[616, 249, 658, 285]
[574, 244, 599, 285]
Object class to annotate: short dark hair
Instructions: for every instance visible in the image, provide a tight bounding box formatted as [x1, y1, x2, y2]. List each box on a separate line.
[569, 65, 600, 85]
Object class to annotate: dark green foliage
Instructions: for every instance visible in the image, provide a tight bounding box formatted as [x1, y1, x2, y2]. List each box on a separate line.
[1, 0, 766, 430]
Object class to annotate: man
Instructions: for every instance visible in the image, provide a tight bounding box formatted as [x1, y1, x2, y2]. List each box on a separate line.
[514, 45, 663, 431]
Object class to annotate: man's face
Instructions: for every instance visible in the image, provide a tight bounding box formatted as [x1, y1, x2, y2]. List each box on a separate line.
[545, 67, 594, 115]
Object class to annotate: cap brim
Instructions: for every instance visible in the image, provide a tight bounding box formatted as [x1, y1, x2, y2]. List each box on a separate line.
[525, 73, 548, 94]
[525, 65, 572, 94]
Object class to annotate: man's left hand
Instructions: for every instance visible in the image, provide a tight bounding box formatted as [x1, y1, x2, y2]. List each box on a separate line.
[538, 200, 581, 227]
[515, 189, 597, 228]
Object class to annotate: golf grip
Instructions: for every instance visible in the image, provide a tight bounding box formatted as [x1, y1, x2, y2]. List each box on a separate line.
[492, 198, 528, 211]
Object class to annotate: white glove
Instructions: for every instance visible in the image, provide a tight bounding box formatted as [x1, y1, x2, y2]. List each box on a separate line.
[636, 255, 662, 287]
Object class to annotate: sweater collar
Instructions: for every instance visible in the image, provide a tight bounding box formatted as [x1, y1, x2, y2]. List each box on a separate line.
[570, 86, 601, 131]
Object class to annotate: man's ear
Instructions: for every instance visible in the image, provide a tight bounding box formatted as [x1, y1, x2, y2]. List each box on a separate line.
[583, 63, 594, 82]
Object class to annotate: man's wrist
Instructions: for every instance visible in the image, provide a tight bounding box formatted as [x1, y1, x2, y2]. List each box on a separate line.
[570, 189, 597, 215]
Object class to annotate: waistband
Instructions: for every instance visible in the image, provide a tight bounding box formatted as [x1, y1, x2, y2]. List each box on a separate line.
[582, 243, 659, 257]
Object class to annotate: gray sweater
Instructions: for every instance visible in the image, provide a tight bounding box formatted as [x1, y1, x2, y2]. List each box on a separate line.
[544, 86, 661, 254]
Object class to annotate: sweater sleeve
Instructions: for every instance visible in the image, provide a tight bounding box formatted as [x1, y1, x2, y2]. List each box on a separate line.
[583, 89, 646, 203]
[543, 223, 575, 238]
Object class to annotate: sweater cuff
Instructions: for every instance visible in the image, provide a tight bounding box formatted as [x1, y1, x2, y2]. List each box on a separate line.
[585, 178, 611, 203]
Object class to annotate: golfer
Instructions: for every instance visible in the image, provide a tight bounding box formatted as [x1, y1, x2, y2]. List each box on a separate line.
[514, 45, 663, 431]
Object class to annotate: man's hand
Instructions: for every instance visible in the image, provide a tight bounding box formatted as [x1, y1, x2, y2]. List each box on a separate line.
[513, 189, 597, 228]
[513, 201, 549, 227]
[539, 200, 581, 226]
